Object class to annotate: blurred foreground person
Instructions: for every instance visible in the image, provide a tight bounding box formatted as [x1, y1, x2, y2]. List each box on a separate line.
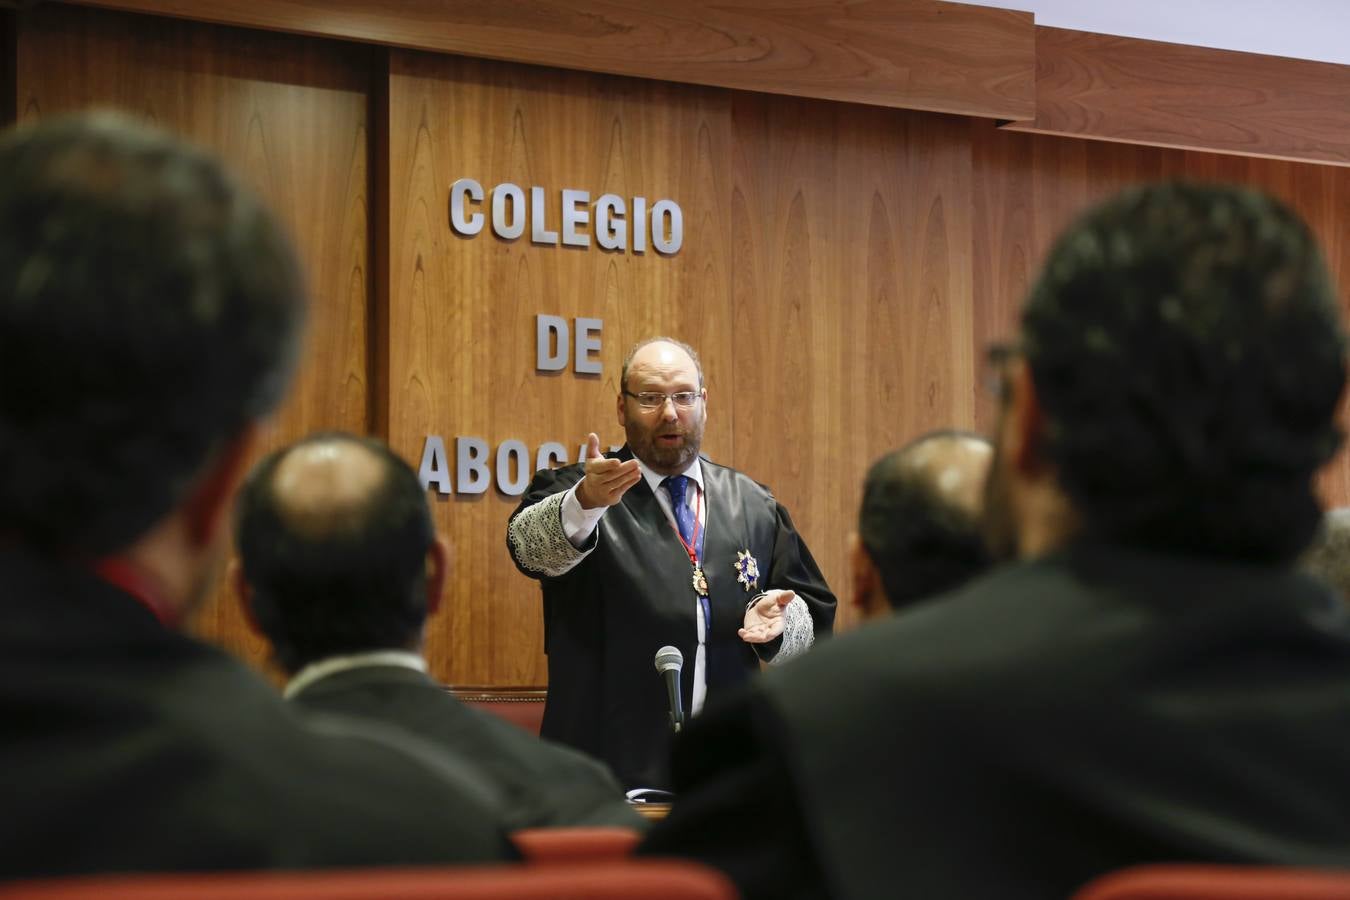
[234, 432, 644, 830]
[1300, 507, 1350, 600]
[644, 183, 1350, 899]
[0, 113, 512, 879]
[851, 431, 992, 620]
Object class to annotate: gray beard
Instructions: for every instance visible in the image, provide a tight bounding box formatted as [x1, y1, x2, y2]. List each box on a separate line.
[634, 440, 700, 475]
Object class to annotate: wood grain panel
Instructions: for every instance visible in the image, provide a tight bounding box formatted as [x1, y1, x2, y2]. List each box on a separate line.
[728, 95, 975, 633]
[1, 11, 15, 128]
[1004, 26, 1350, 168]
[14, 3, 373, 676]
[970, 121, 1350, 508]
[22, 4, 1350, 692]
[67, 0, 1035, 121]
[384, 52, 734, 684]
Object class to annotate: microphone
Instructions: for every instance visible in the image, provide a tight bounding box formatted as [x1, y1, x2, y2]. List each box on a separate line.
[654, 645, 685, 733]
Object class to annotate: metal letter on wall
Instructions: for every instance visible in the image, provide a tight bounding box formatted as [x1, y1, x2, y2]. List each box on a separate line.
[456, 436, 491, 495]
[574, 318, 602, 374]
[651, 199, 683, 255]
[496, 439, 531, 496]
[536, 315, 569, 371]
[449, 178, 484, 235]
[536, 441, 569, 471]
[419, 435, 453, 494]
[631, 196, 647, 253]
[530, 186, 559, 245]
[595, 194, 626, 250]
[492, 182, 526, 240]
[561, 189, 590, 247]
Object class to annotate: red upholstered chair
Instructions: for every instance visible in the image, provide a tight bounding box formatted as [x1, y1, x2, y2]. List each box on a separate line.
[1073, 864, 1350, 900]
[0, 860, 737, 900]
[447, 685, 547, 735]
[511, 826, 642, 864]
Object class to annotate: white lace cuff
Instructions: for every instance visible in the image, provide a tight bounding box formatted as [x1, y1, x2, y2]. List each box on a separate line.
[508, 492, 593, 577]
[768, 596, 815, 665]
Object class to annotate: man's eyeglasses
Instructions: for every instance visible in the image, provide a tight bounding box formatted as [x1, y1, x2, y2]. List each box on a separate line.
[623, 390, 701, 411]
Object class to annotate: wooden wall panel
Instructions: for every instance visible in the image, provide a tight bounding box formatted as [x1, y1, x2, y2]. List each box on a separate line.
[15, 4, 1350, 690]
[1, 11, 14, 128]
[14, 4, 373, 675]
[727, 95, 975, 633]
[1004, 26, 1350, 168]
[69, 0, 1035, 121]
[385, 52, 734, 684]
[969, 119, 1350, 509]
[387, 59, 981, 677]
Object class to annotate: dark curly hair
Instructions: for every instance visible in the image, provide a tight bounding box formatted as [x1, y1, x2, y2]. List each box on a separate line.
[0, 112, 305, 555]
[1022, 182, 1346, 563]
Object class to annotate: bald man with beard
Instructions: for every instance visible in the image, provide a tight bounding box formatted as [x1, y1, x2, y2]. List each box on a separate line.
[507, 337, 836, 790]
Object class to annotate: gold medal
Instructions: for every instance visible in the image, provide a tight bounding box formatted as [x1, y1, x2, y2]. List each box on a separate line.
[692, 565, 709, 598]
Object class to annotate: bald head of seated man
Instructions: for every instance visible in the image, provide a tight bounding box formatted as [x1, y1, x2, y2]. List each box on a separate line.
[851, 431, 994, 621]
[232, 431, 643, 830]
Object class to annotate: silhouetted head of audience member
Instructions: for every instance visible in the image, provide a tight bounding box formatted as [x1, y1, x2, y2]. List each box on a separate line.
[0, 111, 305, 618]
[983, 182, 1346, 565]
[234, 432, 449, 674]
[852, 431, 993, 619]
[1300, 508, 1350, 601]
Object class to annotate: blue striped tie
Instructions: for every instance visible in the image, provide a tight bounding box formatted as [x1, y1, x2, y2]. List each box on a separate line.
[662, 475, 696, 548]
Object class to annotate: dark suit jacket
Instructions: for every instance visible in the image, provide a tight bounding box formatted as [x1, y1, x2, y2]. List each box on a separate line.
[643, 542, 1350, 900]
[289, 664, 646, 830]
[508, 448, 836, 789]
[0, 548, 514, 879]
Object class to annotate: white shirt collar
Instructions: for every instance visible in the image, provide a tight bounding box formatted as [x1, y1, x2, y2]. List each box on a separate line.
[634, 453, 704, 497]
[283, 649, 427, 700]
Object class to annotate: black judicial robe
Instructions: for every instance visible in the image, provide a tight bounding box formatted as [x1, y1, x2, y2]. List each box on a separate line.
[508, 447, 836, 789]
[643, 542, 1350, 899]
[289, 663, 646, 830]
[0, 547, 514, 879]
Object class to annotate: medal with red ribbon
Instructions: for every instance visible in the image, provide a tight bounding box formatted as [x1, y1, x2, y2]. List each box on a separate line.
[671, 488, 709, 598]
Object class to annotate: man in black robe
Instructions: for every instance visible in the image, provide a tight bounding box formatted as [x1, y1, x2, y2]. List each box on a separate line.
[507, 337, 836, 789]
[643, 183, 1350, 899]
[233, 431, 643, 830]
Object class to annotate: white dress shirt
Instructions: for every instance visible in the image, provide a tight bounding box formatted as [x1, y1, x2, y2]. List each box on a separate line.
[559, 456, 713, 715]
[283, 649, 427, 699]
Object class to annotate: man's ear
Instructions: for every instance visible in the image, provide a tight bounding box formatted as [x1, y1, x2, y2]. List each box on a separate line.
[616, 391, 627, 429]
[426, 535, 451, 616]
[1007, 360, 1050, 476]
[849, 533, 882, 618]
[227, 557, 264, 638]
[183, 424, 260, 550]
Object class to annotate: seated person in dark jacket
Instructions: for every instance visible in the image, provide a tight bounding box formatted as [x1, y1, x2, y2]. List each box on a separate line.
[851, 430, 993, 621]
[233, 431, 644, 830]
[643, 183, 1350, 900]
[1301, 508, 1350, 601]
[0, 112, 513, 880]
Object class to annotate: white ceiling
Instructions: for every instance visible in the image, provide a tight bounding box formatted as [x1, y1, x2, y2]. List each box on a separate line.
[951, 0, 1350, 66]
